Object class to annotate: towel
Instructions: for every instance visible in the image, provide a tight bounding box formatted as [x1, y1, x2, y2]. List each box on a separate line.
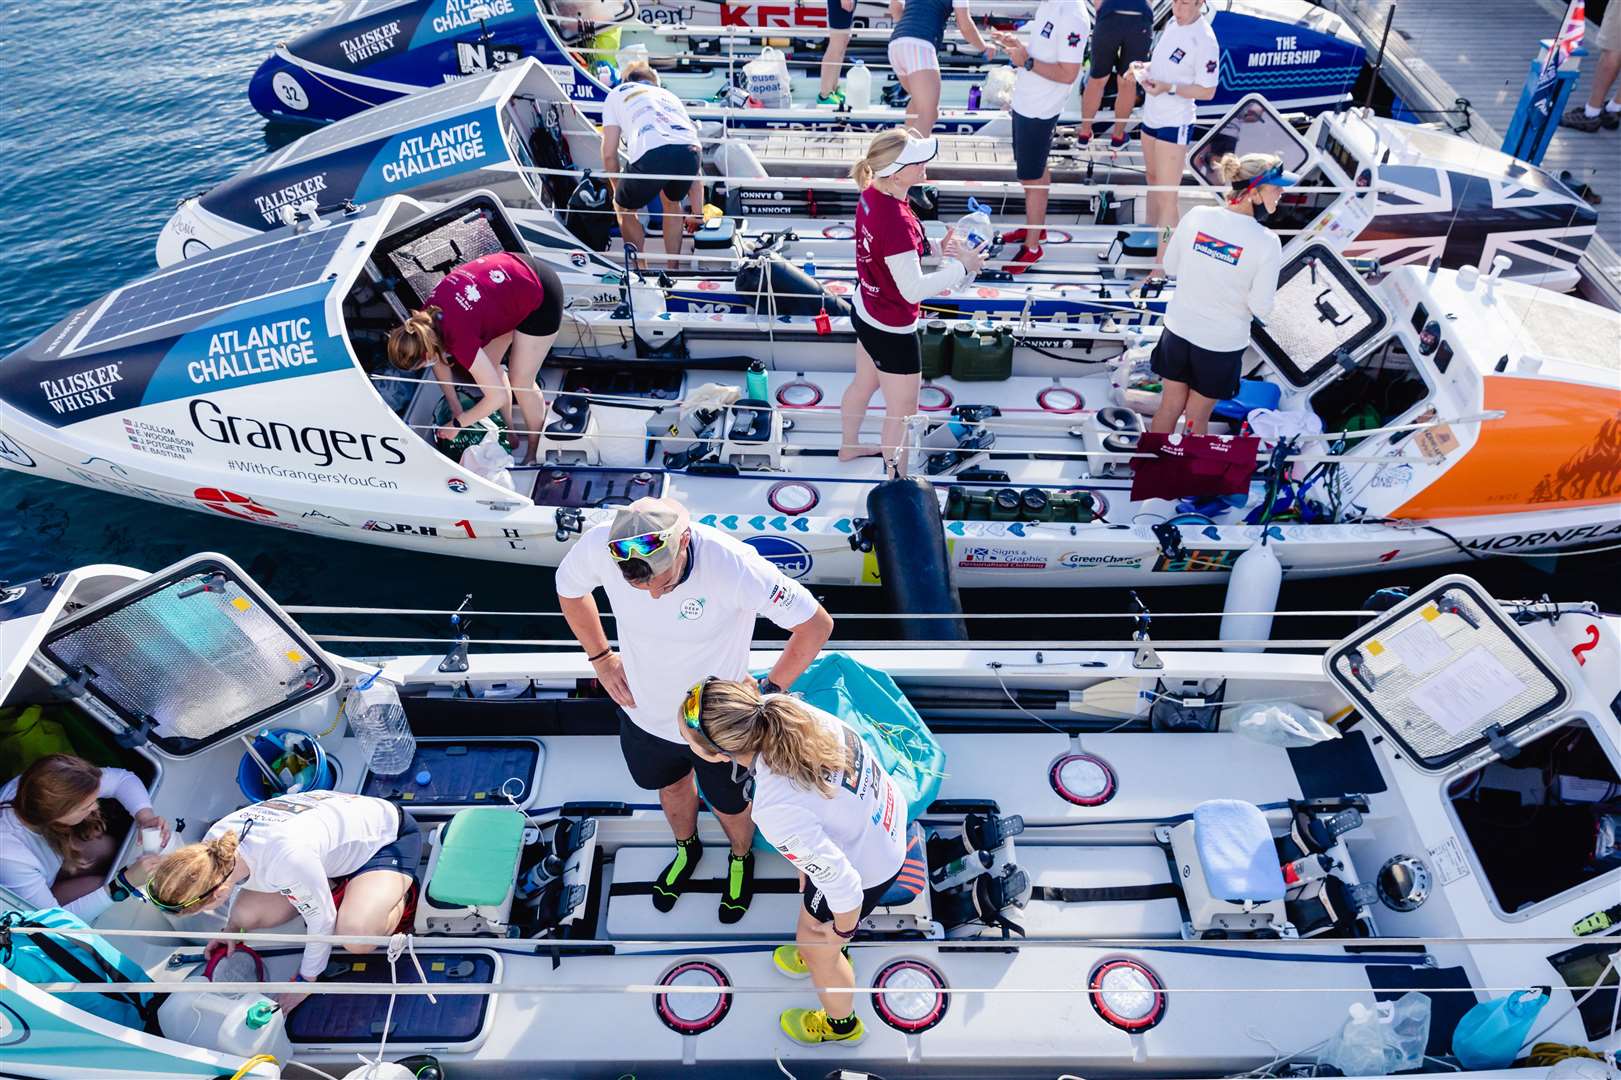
[1194, 799, 1286, 902]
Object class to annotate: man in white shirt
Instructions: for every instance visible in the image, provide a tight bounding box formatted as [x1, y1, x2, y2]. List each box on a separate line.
[556, 496, 834, 922]
[992, 0, 1090, 273]
[599, 64, 706, 268]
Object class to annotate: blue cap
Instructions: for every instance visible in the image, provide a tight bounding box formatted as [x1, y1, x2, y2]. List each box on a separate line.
[416, 770, 432, 786]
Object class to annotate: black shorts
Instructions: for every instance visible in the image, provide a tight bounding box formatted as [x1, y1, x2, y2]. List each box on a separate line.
[351, 806, 423, 883]
[804, 866, 904, 923]
[515, 255, 564, 337]
[826, 0, 854, 31]
[614, 143, 702, 211]
[1150, 327, 1245, 401]
[1089, 6, 1153, 79]
[618, 711, 752, 815]
[853, 307, 922, 376]
[1011, 111, 1060, 181]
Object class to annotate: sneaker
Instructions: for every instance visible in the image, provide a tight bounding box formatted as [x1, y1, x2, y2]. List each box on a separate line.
[780, 1008, 867, 1046]
[1001, 228, 1028, 246]
[718, 851, 754, 924]
[1109, 130, 1130, 150]
[1006, 245, 1043, 274]
[817, 89, 846, 106]
[1561, 106, 1604, 132]
[651, 835, 703, 913]
[772, 943, 850, 978]
[1604, 108, 1621, 131]
[1075, 128, 1094, 148]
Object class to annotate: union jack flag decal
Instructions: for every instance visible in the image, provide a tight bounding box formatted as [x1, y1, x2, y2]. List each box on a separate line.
[1539, 0, 1585, 85]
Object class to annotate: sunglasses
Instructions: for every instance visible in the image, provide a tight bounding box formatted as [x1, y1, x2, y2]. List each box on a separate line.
[143, 820, 252, 913]
[681, 678, 757, 798]
[608, 528, 676, 563]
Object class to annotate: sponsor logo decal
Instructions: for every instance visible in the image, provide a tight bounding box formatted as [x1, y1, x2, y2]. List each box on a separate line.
[447, 477, 469, 493]
[1057, 552, 1143, 569]
[363, 520, 441, 536]
[252, 175, 329, 226]
[743, 535, 814, 579]
[190, 398, 408, 469]
[1191, 231, 1244, 266]
[719, 2, 827, 27]
[0, 428, 36, 468]
[1039, 20, 1053, 37]
[376, 120, 487, 187]
[228, 459, 400, 489]
[302, 509, 350, 527]
[189, 317, 319, 386]
[39, 362, 124, 415]
[1246, 35, 1321, 68]
[569, 251, 588, 267]
[679, 597, 707, 621]
[429, 0, 515, 35]
[1067, 30, 1081, 47]
[195, 487, 278, 521]
[1465, 522, 1621, 552]
[958, 545, 1046, 569]
[1169, 47, 1185, 64]
[1368, 463, 1415, 489]
[1153, 548, 1241, 573]
[338, 19, 402, 64]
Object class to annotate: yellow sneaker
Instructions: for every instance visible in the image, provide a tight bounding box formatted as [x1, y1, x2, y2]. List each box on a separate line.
[772, 944, 811, 979]
[780, 1007, 866, 1046]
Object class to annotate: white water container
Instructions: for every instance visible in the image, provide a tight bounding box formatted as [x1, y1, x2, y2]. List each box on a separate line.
[344, 671, 416, 777]
[954, 198, 994, 252]
[845, 59, 872, 111]
[714, 138, 768, 180]
[158, 980, 292, 1063]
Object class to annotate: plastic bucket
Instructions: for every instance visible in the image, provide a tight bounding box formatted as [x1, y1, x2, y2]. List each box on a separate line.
[236, 728, 334, 800]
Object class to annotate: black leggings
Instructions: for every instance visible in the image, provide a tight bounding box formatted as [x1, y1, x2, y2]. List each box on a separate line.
[516, 255, 564, 337]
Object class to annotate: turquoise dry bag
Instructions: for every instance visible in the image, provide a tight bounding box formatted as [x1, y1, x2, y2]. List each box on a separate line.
[0, 907, 162, 1033]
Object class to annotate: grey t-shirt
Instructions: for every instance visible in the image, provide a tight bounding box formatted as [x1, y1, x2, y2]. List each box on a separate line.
[893, 0, 967, 49]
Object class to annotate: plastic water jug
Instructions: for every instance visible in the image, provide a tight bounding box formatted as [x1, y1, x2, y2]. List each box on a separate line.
[1452, 987, 1548, 1069]
[845, 59, 872, 110]
[344, 671, 417, 777]
[955, 198, 993, 253]
[1317, 994, 1431, 1077]
[157, 979, 292, 1063]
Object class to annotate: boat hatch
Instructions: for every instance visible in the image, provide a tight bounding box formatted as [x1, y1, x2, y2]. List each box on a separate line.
[368, 191, 528, 310]
[1188, 93, 1314, 189]
[1250, 241, 1390, 389]
[29, 553, 338, 756]
[1324, 574, 1572, 775]
[0, 573, 75, 706]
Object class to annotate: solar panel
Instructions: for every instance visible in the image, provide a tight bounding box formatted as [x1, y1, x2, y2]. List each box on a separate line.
[282, 75, 497, 164]
[76, 227, 348, 351]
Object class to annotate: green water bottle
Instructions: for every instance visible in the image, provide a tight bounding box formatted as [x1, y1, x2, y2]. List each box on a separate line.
[746, 359, 769, 401]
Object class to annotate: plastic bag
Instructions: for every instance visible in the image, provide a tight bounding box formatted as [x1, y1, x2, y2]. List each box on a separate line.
[744, 47, 791, 109]
[1234, 702, 1341, 748]
[1318, 993, 1431, 1077]
[460, 439, 515, 490]
[1110, 345, 1162, 416]
[981, 66, 1017, 111]
[1248, 406, 1324, 447]
[1452, 988, 1548, 1069]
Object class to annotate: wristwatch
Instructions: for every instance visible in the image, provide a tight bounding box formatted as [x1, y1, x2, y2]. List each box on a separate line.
[108, 870, 133, 903]
[759, 677, 783, 695]
[1023, 55, 1035, 71]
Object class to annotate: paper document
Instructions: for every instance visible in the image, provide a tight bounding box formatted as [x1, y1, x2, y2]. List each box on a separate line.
[1385, 618, 1451, 675]
[1409, 645, 1527, 735]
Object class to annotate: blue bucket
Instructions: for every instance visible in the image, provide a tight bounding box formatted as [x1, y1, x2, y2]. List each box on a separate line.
[236, 728, 334, 800]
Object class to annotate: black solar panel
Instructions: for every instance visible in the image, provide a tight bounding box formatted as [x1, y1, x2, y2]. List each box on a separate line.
[77, 227, 348, 350]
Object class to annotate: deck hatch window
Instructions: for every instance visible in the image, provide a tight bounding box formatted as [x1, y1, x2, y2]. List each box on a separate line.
[1252, 242, 1391, 388]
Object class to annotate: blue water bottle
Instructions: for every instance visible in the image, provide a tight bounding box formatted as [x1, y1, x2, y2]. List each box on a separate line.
[746, 359, 769, 401]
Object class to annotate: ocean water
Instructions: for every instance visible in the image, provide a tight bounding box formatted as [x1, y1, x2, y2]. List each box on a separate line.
[0, 0, 1614, 645]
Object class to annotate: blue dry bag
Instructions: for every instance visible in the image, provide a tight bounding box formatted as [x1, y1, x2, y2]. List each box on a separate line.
[1450, 987, 1548, 1069]
[0, 907, 162, 1033]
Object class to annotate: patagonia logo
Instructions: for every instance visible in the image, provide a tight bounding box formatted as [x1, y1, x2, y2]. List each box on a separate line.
[1192, 231, 1244, 266]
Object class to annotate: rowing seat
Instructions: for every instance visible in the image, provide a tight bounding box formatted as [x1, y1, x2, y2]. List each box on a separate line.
[416, 807, 526, 935]
[1213, 379, 1282, 423]
[1167, 799, 1288, 939]
[862, 822, 939, 937]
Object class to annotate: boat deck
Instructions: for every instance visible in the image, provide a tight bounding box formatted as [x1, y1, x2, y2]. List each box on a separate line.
[1325, 0, 1621, 296]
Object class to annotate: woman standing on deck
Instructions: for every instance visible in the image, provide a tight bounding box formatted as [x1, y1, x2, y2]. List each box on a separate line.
[1138, 0, 1220, 280]
[678, 678, 922, 1047]
[1149, 153, 1293, 435]
[840, 129, 983, 473]
[887, 0, 995, 134]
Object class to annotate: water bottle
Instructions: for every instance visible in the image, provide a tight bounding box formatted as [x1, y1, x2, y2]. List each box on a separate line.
[930, 847, 993, 891]
[967, 84, 982, 111]
[955, 197, 993, 253]
[801, 259, 817, 278]
[745, 359, 769, 401]
[845, 59, 872, 110]
[344, 671, 416, 777]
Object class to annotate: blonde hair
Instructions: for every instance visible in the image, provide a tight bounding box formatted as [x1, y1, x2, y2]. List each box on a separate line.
[148, 831, 240, 909]
[850, 127, 919, 190]
[1216, 152, 1284, 198]
[697, 680, 852, 796]
[622, 61, 659, 85]
[0, 755, 105, 860]
[386, 308, 443, 371]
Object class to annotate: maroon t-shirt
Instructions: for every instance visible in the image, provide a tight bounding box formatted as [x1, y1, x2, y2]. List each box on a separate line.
[855, 187, 927, 329]
[427, 253, 544, 376]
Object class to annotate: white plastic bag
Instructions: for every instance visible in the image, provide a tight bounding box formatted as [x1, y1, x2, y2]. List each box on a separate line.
[981, 66, 1017, 111]
[460, 438, 516, 491]
[1234, 702, 1340, 748]
[1110, 345, 1162, 416]
[1318, 994, 1431, 1077]
[744, 48, 792, 109]
[1248, 406, 1324, 447]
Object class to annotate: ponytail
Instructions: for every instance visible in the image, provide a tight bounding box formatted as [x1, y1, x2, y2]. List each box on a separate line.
[1216, 152, 1284, 200]
[850, 127, 914, 190]
[147, 831, 239, 909]
[696, 680, 852, 796]
[386, 308, 443, 371]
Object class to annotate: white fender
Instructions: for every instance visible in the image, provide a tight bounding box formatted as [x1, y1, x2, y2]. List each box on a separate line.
[1220, 541, 1283, 652]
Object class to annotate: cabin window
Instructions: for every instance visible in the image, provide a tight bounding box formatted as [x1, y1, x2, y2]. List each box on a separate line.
[1446, 718, 1621, 916]
[1267, 165, 1337, 235]
[1308, 337, 1430, 436]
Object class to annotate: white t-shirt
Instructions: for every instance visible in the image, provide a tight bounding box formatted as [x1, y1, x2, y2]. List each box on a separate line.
[751, 704, 907, 914]
[207, 791, 400, 980]
[0, 768, 152, 922]
[555, 522, 820, 743]
[600, 82, 699, 164]
[1140, 15, 1220, 130]
[1163, 203, 1282, 352]
[1011, 0, 1092, 119]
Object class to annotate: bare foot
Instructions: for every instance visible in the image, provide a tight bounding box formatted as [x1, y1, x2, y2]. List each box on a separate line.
[838, 445, 883, 462]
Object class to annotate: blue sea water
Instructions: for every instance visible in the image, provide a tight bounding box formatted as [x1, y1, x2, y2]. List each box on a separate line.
[0, 1, 1614, 637]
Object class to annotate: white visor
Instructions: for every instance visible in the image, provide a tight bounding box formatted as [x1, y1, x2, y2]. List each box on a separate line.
[874, 134, 939, 178]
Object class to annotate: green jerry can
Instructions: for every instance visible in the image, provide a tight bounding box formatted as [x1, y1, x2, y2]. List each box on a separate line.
[951, 324, 1014, 381]
[920, 320, 953, 381]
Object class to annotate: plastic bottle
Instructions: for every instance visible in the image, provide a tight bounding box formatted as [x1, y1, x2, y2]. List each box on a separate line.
[955, 198, 994, 253]
[344, 671, 416, 777]
[967, 84, 982, 111]
[930, 847, 994, 891]
[845, 59, 872, 111]
[157, 980, 292, 1062]
[1318, 994, 1432, 1077]
[745, 359, 769, 401]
